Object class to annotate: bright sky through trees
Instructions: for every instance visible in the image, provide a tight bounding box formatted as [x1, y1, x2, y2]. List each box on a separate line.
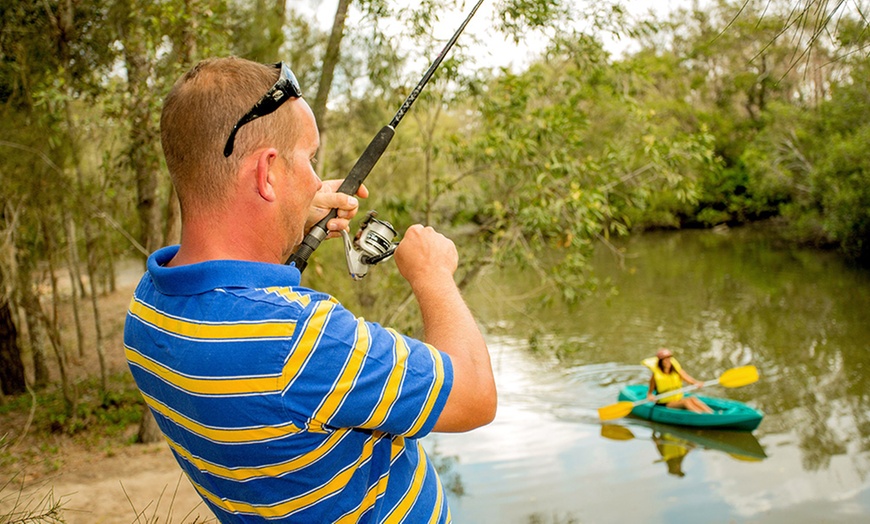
[301, 0, 700, 71]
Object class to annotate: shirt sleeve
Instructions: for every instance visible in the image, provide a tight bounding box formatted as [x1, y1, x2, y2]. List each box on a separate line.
[280, 297, 453, 439]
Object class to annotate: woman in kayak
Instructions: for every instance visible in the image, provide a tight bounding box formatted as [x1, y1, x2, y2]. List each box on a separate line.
[646, 348, 713, 414]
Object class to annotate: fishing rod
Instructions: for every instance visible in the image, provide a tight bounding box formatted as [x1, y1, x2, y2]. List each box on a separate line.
[286, 0, 486, 277]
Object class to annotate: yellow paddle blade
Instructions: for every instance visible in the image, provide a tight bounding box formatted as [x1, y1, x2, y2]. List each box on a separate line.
[598, 401, 635, 421]
[718, 365, 759, 388]
[728, 453, 764, 462]
[600, 424, 636, 441]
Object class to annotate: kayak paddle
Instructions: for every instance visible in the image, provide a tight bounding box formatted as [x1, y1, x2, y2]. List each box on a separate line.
[600, 424, 636, 441]
[597, 365, 759, 421]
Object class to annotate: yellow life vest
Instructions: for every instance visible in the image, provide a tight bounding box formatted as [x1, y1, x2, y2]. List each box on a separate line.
[642, 357, 684, 403]
[655, 434, 690, 462]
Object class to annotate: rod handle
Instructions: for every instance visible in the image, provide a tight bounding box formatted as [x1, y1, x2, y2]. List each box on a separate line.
[286, 125, 395, 271]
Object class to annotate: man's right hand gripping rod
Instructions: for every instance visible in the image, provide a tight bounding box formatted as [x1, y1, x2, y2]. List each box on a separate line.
[285, 0, 485, 273]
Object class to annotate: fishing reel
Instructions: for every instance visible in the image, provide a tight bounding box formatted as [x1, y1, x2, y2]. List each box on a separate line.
[341, 211, 398, 280]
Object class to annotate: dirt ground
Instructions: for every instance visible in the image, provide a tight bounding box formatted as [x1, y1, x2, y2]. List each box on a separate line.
[4, 442, 213, 524]
[1, 260, 217, 523]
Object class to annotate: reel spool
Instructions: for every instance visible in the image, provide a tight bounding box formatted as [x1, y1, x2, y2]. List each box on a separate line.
[341, 211, 398, 280]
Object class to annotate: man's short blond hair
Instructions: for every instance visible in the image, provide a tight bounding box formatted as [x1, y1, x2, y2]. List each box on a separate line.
[160, 57, 299, 213]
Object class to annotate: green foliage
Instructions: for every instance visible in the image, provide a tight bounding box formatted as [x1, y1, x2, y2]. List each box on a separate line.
[0, 375, 143, 443]
[693, 160, 782, 226]
[596, 0, 870, 267]
[812, 126, 870, 261]
[623, 1, 802, 226]
[229, 0, 287, 61]
[495, 0, 626, 43]
[497, 0, 568, 39]
[682, 4, 870, 261]
[446, 34, 715, 303]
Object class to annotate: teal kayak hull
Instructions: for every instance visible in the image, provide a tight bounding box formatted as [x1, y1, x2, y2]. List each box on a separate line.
[618, 384, 764, 431]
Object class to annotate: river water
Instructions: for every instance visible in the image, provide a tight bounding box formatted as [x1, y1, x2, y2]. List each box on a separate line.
[425, 225, 870, 523]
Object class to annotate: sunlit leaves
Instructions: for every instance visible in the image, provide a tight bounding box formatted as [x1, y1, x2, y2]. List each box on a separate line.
[495, 0, 629, 44]
[448, 32, 715, 303]
[495, 0, 567, 40]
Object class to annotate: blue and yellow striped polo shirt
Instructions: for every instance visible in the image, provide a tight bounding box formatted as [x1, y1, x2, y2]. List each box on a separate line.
[123, 246, 454, 523]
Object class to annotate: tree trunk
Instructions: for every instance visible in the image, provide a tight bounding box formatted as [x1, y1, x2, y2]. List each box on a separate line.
[40, 215, 75, 414]
[17, 264, 51, 389]
[120, 4, 164, 443]
[181, 0, 199, 62]
[127, 47, 161, 255]
[0, 298, 26, 395]
[246, 0, 287, 62]
[312, 0, 352, 173]
[119, 6, 162, 255]
[137, 407, 164, 443]
[20, 282, 50, 388]
[51, 0, 103, 385]
[161, 0, 197, 248]
[413, 99, 443, 226]
[0, 206, 27, 395]
[107, 252, 117, 293]
[85, 227, 108, 395]
[41, 218, 63, 365]
[63, 212, 85, 357]
[312, 0, 352, 127]
[41, 303, 75, 416]
[0, 268, 26, 395]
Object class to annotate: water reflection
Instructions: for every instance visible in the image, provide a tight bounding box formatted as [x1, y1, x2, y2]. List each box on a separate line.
[524, 513, 582, 524]
[653, 432, 694, 477]
[466, 225, 870, 477]
[429, 443, 465, 497]
[601, 423, 767, 479]
[655, 424, 767, 461]
[439, 225, 870, 522]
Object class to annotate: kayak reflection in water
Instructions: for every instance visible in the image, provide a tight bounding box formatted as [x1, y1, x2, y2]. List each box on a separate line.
[653, 431, 695, 477]
[645, 348, 714, 414]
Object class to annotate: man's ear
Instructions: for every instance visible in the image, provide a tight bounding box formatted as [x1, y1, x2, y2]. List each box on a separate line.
[255, 148, 280, 202]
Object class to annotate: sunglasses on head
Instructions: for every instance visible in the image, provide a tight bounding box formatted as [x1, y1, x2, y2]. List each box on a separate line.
[223, 62, 302, 157]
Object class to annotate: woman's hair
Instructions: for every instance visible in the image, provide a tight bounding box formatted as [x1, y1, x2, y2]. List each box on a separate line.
[656, 347, 676, 373]
[657, 357, 676, 374]
[160, 57, 300, 214]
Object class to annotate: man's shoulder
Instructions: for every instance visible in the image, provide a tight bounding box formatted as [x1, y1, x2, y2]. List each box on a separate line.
[220, 285, 341, 316]
[231, 285, 333, 304]
[128, 278, 341, 321]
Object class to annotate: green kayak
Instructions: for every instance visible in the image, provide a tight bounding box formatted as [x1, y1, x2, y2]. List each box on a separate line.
[618, 384, 764, 431]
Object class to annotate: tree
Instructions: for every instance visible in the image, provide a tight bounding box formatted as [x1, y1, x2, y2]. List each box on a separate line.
[0, 266, 26, 396]
[1, 0, 118, 410]
[312, 0, 352, 129]
[230, 0, 286, 61]
[446, 33, 714, 303]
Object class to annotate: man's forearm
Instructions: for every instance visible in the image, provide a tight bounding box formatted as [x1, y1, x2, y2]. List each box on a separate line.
[412, 273, 496, 432]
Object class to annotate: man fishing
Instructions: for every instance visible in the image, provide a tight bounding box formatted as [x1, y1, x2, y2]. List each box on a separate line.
[123, 57, 496, 523]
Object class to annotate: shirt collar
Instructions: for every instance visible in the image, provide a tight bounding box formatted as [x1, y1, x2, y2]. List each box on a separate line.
[146, 245, 302, 295]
